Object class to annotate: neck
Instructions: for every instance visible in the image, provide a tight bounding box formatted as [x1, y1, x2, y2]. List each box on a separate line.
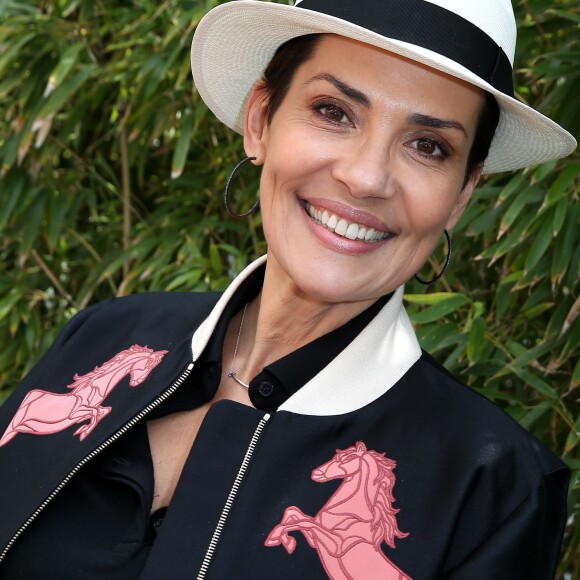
[229, 255, 378, 382]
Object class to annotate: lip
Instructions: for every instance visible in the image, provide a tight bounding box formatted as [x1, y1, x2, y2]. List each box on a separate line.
[303, 197, 393, 233]
[301, 202, 394, 255]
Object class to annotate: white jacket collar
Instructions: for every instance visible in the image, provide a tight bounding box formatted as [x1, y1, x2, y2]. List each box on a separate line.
[190, 255, 421, 416]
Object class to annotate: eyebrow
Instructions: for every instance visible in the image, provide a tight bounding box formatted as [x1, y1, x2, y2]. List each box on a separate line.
[406, 113, 468, 137]
[307, 74, 468, 136]
[308, 73, 371, 108]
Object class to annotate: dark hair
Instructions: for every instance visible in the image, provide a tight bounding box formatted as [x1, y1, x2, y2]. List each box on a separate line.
[261, 34, 500, 186]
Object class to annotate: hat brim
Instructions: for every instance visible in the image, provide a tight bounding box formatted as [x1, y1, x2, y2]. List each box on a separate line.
[191, 1, 576, 174]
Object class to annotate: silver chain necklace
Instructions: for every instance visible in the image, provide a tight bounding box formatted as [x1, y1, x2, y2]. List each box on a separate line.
[228, 303, 251, 389]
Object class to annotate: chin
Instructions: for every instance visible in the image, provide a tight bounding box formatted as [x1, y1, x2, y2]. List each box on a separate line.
[287, 264, 397, 305]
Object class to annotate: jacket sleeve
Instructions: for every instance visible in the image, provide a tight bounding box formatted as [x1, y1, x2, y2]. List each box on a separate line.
[444, 467, 570, 580]
[0, 301, 108, 423]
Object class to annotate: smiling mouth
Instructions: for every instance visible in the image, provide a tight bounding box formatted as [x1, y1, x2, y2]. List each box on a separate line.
[305, 202, 391, 243]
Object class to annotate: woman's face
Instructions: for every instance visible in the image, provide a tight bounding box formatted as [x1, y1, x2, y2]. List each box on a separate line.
[244, 35, 485, 304]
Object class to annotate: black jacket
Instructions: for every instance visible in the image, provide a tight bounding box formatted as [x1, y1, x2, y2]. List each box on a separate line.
[0, 257, 569, 579]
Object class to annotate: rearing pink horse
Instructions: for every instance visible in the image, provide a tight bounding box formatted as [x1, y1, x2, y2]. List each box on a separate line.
[265, 441, 410, 580]
[0, 344, 168, 447]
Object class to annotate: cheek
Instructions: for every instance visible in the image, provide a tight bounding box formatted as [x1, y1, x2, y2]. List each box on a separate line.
[257, 131, 324, 225]
[402, 172, 464, 234]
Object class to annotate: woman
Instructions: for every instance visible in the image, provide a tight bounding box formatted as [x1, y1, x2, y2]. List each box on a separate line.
[0, 0, 576, 578]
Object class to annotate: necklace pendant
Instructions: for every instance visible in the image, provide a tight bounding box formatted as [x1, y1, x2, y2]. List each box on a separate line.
[228, 371, 251, 390]
[228, 303, 252, 390]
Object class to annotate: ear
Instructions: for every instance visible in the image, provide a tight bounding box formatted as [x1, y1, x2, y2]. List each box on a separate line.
[243, 82, 270, 165]
[446, 165, 482, 230]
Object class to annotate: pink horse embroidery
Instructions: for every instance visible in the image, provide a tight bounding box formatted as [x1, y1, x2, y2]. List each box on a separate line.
[0, 345, 168, 447]
[265, 441, 410, 580]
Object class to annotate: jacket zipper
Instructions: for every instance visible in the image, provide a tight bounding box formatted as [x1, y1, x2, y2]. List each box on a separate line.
[0, 361, 195, 564]
[197, 412, 271, 579]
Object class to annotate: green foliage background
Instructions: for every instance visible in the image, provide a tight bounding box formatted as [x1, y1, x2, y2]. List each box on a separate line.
[0, 0, 578, 574]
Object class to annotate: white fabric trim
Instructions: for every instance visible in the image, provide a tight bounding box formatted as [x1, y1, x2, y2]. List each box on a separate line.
[279, 286, 421, 415]
[190, 255, 421, 416]
[190, 255, 268, 361]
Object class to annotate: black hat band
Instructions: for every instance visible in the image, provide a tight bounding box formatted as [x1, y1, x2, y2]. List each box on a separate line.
[298, 0, 514, 96]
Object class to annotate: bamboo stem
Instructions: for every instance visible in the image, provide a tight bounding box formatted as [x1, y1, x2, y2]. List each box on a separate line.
[30, 249, 76, 307]
[120, 126, 132, 290]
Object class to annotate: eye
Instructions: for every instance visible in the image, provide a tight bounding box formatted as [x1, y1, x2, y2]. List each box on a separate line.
[314, 101, 353, 126]
[407, 137, 450, 159]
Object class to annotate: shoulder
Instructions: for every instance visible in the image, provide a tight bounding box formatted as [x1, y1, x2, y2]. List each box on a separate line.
[403, 351, 567, 478]
[57, 290, 222, 337]
[89, 290, 222, 317]
[0, 290, 222, 416]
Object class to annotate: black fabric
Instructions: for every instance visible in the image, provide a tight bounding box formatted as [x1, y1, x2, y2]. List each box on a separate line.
[0, 423, 154, 580]
[0, 281, 392, 579]
[0, 289, 569, 579]
[141, 364, 569, 580]
[298, 0, 514, 96]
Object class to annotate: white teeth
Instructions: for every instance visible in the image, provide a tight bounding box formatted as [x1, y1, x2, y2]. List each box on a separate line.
[305, 203, 390, 243]
[345, 223, 359, 240]
[335, 219, 348, 236]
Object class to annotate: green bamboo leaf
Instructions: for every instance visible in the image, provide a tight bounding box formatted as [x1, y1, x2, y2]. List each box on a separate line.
[443, 339, 468, 369]
[0, 292, 20, 322]
[524, 218, 553, 274]
[495, 172, 526, 207]
[61, 0, 82, 18]
[551, 204, 578, 285]
[561, 318, 579, 359]
[209, 243, 222, 277]
[171, 108, 195, 179]
[512, 367, 558, 398]
[541, 162, 580, 210]
[37, 66, 95, 120]
[194, 100, 209, 126]
[498, 271, 522, 286]
[545, 299, 572, 341]
[20, 196, 46, 254]
[564, 415, 580, 455]
[552, 197, 567, 237]
[495, 282, 513, 319]
[498, 192, 529, 239]
[484, 218, 528, 264]
[408, 295, 470, 324]
[416, 323, 457, 353]
[0, 32, 36, 77]
[404, 292, 469, 305]
[45, 191, 69, 250]
[466, 202, 503, 236]
[0, 172, 26, 227]
[546, 9, 580, 24]
[506, 340, 559, 371]
[44, 43, 84, 95]
[165, 270, 204, 292]
[522, 302, 554, 320]
[518, 401, 553, 430]
[532, 160, 557, 183]
[467, 316, 486, 363]
[0, 73, 25, 99]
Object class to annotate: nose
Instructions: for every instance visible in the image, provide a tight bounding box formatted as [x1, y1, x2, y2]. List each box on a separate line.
[331, 138, 393, 199]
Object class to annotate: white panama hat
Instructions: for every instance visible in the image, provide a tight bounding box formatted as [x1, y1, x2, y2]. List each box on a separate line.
[191, 0, 576, 174]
